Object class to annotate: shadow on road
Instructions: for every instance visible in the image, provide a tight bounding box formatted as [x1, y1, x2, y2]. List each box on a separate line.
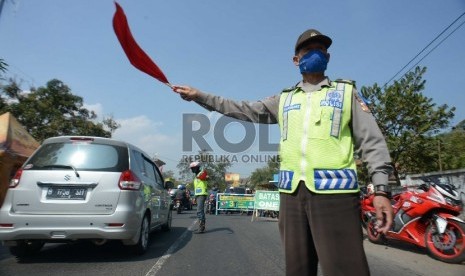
[3, 226, 190, 264]
[199, 227, 234, 235]
[363, 231, 427, 255]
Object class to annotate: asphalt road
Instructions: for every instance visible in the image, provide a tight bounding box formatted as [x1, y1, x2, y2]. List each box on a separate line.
[0, 210, 464, 276]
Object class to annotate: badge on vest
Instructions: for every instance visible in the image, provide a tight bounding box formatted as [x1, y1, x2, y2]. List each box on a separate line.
[320, 90, 343, 109]
[283, 103, 301, 112]
[314, 169, 358, 190]
[278, 170, 294, 190]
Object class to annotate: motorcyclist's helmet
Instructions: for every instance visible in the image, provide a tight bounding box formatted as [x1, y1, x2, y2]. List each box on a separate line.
[177, 184, 186, 190]
[189, 161, 200, 168]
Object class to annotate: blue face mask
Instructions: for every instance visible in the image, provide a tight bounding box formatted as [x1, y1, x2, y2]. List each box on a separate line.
[298, 50, 328, 73]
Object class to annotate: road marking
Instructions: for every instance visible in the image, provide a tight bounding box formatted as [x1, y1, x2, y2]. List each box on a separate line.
[145, 220, 197, 276]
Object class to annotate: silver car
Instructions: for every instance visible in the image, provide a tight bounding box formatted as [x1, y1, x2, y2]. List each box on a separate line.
[0, 136, 173, 256]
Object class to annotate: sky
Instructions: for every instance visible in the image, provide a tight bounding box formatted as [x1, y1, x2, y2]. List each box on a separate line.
[1, 0, 464, 178]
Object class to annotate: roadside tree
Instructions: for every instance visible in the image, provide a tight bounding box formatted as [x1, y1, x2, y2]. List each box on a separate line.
[437, 122, 465, 171]
[0, 78, 119, 141]
[176, 150, 232, 192]
[361, 66, 455, 183]
[249, 156, 279, 189]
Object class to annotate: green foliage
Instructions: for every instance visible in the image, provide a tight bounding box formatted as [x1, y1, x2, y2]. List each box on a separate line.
[438, 125, 465, 170]
[356, 161, 370, 186]
[249, 156, 280, 189]
[0, 59, 8, 110]
[0, 78, 120, 142]
[161, 169, 184, 187]
[0, 59, 7, 78]
[176, 150, 233, 191]
[162, 170, 176, 181]
[361, 66, 456, 178]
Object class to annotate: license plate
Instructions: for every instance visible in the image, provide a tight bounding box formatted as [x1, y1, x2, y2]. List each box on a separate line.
[46, 187, 87, 200]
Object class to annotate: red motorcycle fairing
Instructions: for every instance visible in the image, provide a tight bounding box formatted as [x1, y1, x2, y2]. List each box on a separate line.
[361, 182, 465, 264]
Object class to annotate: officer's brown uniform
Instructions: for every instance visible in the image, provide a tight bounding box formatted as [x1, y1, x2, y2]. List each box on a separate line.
[192, 78, 392, 275]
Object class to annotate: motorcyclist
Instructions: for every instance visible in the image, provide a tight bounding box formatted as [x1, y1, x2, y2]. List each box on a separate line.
[175, 185, 189, 209]
[208, 187, 218, 214]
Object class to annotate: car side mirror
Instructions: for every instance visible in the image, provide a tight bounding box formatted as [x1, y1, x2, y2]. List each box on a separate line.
[165, 180, 174, 190]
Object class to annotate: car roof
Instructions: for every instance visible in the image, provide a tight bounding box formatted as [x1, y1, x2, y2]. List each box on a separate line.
[42, 135, 151, 157]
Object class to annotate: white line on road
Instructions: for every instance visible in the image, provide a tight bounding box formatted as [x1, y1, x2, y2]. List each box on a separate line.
[145, 220, 198, 276]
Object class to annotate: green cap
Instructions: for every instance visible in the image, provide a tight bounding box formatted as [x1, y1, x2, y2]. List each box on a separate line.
[295, 29, 332, 53]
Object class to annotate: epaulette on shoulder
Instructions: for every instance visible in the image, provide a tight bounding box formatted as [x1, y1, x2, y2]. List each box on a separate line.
[281, 86, 297, 93]
[335, 79, 356, 87]
[281, 81, 300, 93]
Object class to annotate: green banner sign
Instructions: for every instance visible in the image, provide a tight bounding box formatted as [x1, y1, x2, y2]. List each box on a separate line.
[218, 194, 255, 210]
[254, 191, 280, 211]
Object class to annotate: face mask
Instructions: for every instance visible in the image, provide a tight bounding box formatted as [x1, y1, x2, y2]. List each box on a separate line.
[298, 50, 328, 74]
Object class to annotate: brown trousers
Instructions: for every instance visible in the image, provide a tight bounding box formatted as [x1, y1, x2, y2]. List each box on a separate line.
[278, 182, 370, 276]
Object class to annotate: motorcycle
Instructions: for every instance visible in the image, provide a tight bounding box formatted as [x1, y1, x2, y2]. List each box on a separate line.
[207, 194, 216, 215]
[361, 179, 465, 263]
[174, 198, 183, 214]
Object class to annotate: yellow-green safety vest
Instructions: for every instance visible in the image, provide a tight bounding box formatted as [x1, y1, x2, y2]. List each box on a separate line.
[277, 80, 359, 194]
[194, 177, 208, 196]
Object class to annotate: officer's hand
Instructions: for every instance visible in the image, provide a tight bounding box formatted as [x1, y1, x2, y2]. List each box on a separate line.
[172, 85, 199, 101]
[372, 195, 393, 234]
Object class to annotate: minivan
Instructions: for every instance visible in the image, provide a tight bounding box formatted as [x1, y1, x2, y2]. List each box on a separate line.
[0, 136, 173, 256]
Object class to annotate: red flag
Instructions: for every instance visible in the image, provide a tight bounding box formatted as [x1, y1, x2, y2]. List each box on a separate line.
[112, 2, 170, 85]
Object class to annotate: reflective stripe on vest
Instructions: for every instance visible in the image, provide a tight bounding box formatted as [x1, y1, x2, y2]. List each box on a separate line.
[277, 81, 358, 194]
[281, 90, 299, 141]
[330, 82, 345, 138]
[314, 169, 357, 190]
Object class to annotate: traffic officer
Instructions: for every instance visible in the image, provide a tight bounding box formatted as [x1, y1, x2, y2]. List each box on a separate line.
[190, 161, 209, 233]
[174, 29, 393, 275]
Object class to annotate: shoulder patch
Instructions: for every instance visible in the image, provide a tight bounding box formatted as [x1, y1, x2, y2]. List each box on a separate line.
[354, 92, 371, 113]
[335, 79, 356, 86]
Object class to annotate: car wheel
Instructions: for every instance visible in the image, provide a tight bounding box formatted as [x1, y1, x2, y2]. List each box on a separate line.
[9, 240, 44, 258]
[162, 210, 172, 232]
[131, 215, 150, 255]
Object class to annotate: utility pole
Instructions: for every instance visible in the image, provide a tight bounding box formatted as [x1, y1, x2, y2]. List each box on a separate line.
[438, 139, 443, 172]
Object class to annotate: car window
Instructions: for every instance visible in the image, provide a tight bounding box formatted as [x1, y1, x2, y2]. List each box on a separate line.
[153, 165, 164, 189]
[142, 157, 156, 182]
[26, 142, 128, 172]
[131, 150, 145, 174]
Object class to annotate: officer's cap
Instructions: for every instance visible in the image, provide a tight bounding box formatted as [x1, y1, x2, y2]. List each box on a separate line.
[295, 29, 332, 53]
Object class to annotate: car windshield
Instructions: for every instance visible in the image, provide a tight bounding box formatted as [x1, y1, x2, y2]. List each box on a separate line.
[26, 141, 128, 172]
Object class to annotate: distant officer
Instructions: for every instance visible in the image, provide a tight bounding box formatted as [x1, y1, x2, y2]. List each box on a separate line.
[190, 161, 208, 233]
[174, 29, 393, 275]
